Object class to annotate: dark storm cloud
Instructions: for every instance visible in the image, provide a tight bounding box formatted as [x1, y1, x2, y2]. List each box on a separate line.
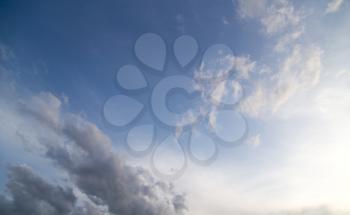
[0, 92, 187, 215]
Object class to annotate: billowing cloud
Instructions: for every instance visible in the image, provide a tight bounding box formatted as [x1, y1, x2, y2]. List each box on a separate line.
[20, 92, 62, 128]
[0, 165, 77, 215]
[0, 92, 187, 215]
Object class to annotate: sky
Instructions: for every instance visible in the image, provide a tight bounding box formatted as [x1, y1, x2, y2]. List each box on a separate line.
[0, 0, 350, 214]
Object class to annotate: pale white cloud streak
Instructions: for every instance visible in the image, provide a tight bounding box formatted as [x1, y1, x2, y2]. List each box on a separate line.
[240, 45, 323, 117]
[237, 0, 302, 35]
[235, 0, 323, 118]
[325, 0, 344, 14]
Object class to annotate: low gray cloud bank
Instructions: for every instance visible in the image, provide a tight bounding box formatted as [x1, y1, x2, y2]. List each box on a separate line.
[0, 92, 187, 215]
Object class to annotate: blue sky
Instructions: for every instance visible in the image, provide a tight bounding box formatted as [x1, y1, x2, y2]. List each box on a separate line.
[1, 0, 350, 214]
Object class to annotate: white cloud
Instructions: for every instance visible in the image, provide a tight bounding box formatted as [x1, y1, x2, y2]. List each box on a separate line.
[186, 52, 256, 128]
[233, 55, 256, 79]
[236, 0, 302, 35]
[274, 27, 304, 52]
[325, 0, 344, 14]
[235, 0, 325, 118]
[240, 45, 323, 117]
[245, 134, 261, 147]
[236, 0, 267, 18]
[261, 0, 301, 35]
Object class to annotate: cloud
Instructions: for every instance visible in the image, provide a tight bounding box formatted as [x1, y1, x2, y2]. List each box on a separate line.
[235, 0, 325, 118]
[240, 45, 323, 117]
[191, 53, 255, 128]
[195, 54, 254, 107]
[236, 0, 305, 57]
[261, 0, 301, 35]
[173, 50, 256, 133]
[236, 0, 268, 19]
[270, 206, 346, 215]
[265, 207, 344, 215]
[0, 165, 77, 215]
[245, 134, 261, 147]
[325, 0, 344, 14]
[274, 27, 304, 52]
[0, 165, 114, 215]
[20, 92, 63, 128]
[0, 92, 187, 215]
[236, 0, 302, 35]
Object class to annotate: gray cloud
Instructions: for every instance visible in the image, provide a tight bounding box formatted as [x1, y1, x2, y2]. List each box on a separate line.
[0, 165, 76, 215]
[0, 92, 187, 215]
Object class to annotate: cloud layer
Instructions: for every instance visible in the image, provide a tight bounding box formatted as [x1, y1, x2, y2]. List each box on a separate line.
[0, 92, 187, 215]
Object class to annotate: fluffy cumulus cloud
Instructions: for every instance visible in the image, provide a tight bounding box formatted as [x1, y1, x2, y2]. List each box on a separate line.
[325, 0, 344, 14]
[0, 91, 187, 215]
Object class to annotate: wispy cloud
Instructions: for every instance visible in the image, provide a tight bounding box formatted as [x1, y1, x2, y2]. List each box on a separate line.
[240, 45, 323, 117]
[236, 0, 302, 35]
[245, 134, 261, 147]
[236, 0, 306, 56]
[325, 0, 344, 14]
[235, 0, 323, 118]
[193, 51, 255, 126]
